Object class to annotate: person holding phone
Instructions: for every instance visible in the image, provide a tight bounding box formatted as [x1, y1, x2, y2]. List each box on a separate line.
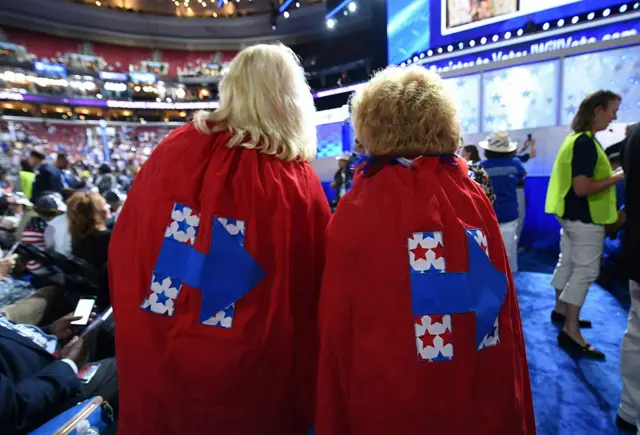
[0, 308, 118, 434]
[546, 90, 624, 359]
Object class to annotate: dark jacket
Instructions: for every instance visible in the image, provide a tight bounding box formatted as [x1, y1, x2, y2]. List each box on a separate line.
[32, 163, 64, 200]
[0, 326, 81, 434]
[622, 125, 640, 282]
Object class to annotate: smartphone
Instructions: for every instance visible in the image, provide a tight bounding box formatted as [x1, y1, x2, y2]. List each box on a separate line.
[4, 242, 19, 258]
[70, 296, 97, 326]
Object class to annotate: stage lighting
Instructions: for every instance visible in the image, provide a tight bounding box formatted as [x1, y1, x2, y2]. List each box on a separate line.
[504, 31, 511, 39]
[571, 16, 579, 24]
[557, 19, 564, 27]
[419, 53, 425, 59]
[635, 3, 639, 10]
[427, 50, 433, 56]
[458, 42, 464, 49]
[517, 28, 523, 36]
[620, 4, 628, 12]
[413, 56, 419, 62]
[407, 59, 412, 64]
[348, 2, 356, 12]
[447, 45, 453, 52]
[603, 8, 611, 17]
[492, 34, 498, 42]
[542, 22, 550, 30]
[326, 18, 336, 28]
[283, 11, 290, 18]
[438, 47, 443, 53]
[295, 2, 300, 6]
[272, 24, 277, 30]
[587, 12, 595, 20]
[480, 37, 487, 44]
[469, 40, 475, 47]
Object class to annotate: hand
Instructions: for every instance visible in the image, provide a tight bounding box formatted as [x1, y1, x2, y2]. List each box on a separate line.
[60, 336, 88, 366]
[50, 312, 97, 340]
[0, 254, 17, 278]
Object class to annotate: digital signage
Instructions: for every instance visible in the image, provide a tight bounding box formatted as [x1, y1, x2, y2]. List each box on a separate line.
[387, 0, 630, 65]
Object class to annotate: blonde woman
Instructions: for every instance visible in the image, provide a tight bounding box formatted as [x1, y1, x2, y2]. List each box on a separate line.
[109, 44, 331, 435]
[315, 66, 535, 434]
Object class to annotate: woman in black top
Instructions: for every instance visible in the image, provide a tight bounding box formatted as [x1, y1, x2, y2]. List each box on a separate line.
[67, 192, 111, 307]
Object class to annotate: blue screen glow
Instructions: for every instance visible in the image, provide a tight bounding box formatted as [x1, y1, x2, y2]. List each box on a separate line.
[387, 0, 629, 65]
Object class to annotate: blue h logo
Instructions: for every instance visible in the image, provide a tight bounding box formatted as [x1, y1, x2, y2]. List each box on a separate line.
[141, 203, 264, 328]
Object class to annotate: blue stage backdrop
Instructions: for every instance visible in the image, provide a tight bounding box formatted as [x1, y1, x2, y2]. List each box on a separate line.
[387, 0, 631, 65]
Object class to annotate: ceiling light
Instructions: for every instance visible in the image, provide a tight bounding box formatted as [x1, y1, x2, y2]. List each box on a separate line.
[587, 12, 595, 20]
[295, 2, 300, 7]
[326, 18, 335, 29]
[516, 28, 523, 36]
[542, 22, 550, 30]
[427, 50, 433, 56]
[348, 2, 356, 12]
[469, 40, 475, 47]
[283, 11, 289, 18]
[480, 37, 487, 44]
[557, 19, 564, 27]
[504, 31, 511, 39]
[571, 16, 579, 24]
[95, 0, 101, 5]
[603, 8, 611, 17]
[620, 4, 628, 12]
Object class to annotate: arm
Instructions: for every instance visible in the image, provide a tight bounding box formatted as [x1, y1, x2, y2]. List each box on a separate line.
[573, 172, 623, 197]
[0, 361, 81, 434]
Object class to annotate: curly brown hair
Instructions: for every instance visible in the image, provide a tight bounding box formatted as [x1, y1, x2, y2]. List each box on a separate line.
[67, 192, 108, 248]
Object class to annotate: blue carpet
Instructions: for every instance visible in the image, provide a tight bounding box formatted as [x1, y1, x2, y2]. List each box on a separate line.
[516, 269, 631, 434]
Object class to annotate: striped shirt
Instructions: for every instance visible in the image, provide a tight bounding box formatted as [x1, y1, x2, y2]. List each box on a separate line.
[22, 216, 48, 274]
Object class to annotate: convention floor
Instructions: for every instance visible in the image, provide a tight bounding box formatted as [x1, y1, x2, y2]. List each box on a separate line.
[518, 252, 631, 434]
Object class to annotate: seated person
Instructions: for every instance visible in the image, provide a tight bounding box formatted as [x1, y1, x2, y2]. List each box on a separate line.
[67, 192, 111, 308]
[315, 66, 535, 434]
[0, 253, 35, 308]
[103, 190, 125, 229]
[22, 193, 66, 279]
[0, 310, 118, 434]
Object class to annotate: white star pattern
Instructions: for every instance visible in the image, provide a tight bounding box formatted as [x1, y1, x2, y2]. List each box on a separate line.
[467, 228, 500, 350]
[408, 232, 446, 273]
[478, 316, 500, 351]
[217, 218, 245, 244]
[414, 314, 453, 362]
[201, 303, 235, 328]
[468, 228, 489, 257]
[165, 204, 201, 245]
[141, 274, 183, 316]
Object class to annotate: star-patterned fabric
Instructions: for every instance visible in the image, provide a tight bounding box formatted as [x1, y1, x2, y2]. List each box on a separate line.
[142, 273, 182, 316]
[408, 231, 446, 273]
[164, 203, 201, 246]
[199, 217, 247, 329]
[141, 203, 201, 317]
[414, 314, 454, 362]
[467, 228, 500, 350]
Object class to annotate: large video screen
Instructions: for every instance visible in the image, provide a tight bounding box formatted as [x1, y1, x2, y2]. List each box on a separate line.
[387, 0, 625, 65]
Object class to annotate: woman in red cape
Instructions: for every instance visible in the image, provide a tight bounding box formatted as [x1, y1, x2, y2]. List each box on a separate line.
[315, 66, 536, 435]
[109, 44, 331, 435]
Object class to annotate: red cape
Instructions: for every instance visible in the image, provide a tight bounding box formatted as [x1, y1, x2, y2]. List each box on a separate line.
[315, 156, 535, 435]
[109, 123, 331, 435]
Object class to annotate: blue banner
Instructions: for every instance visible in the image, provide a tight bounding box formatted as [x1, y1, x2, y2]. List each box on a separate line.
[34, 61, 67, 77]
[98, 71, 129, 81]
[129, 72, 156, 84]
[418, 18, 640, 73]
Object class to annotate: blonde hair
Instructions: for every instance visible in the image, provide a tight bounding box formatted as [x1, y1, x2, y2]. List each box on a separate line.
[350, 66, 460, 157]
[194, 44, 317, 162]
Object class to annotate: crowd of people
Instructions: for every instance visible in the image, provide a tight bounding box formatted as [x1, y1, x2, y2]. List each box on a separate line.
[0, 42, 638, 435]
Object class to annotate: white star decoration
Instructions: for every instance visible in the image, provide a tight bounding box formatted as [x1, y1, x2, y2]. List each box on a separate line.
[201, 304, 234, 328]
[478, 316, 500, 350]
[165, 205, 200, 245]
[414, 315, 454, 362]
[141, 275, 182, 316]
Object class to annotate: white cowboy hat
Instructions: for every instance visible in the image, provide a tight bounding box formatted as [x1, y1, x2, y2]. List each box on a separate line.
[479, 131, 518, 153]
[336, 155, 350, 161]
